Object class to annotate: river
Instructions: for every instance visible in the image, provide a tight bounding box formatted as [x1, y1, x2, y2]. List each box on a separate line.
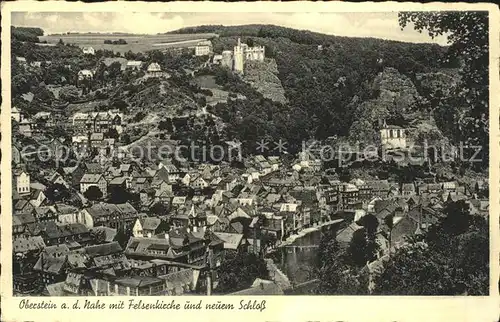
[270, 224, 338, 285]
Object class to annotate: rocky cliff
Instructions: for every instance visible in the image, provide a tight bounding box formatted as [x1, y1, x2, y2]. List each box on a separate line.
[243, 58, 288, 104]
[348, 67, 452, 147]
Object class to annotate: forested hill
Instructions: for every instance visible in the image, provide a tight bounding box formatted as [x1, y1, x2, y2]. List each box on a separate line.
[172, 24, 458, 147]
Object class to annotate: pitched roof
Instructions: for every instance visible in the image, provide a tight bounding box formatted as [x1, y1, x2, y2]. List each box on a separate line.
[127, 60, 143, 66]
[147, 63, 161, 72]
[13, 212, 36, 226]
[92, 226, 117, 242]
[83, 242, 123, 258]
[141, 217, 162, 231]
[214, 232, 243, 249]
[336, 222, 363, 244]
[13, 236, 46, 254]
[159, 268, 195, 292]
[80, 173, 104, 184]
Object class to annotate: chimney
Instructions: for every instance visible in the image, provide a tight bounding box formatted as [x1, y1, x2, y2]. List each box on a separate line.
[238, 38, 241, 46]
[260, 282, 264, 290]
[164, 232, 169, 241]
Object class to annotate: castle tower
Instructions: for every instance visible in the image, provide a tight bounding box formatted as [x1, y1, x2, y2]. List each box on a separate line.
[233, 38, 245, 74]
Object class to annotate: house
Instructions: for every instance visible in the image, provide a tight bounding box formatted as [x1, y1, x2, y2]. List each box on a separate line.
[80, 242, 130, 272]
[14, 169, 31, 195]
[78, 69, 94, 81]
[85, 267, 197, 296]
[14, 199, 35, 215]
[132, 217, 166, 238]
[80, 173, 107, 196]
[33, 245, 71, 286]
[206, 215, 229, 232]
[30, 190, 47, 208]
[338, 183, 361, 211]
[12, 106, 21, 122]
[194, 40, 212, 56]
[367, 180, 390, 198]
[30, 221, 91, 247]
[190, 175, 208, 190]
[55, 204, 80, 225]
[126, 228, 224, 266]
[13, 236, 47, 292]
[131, 175, 152, 192]
[442, 181, 458, 193]
[13, 213, 36, 237]
[213, 232, 245, 251]
[47, 171, 70, 189]
[213, 54, 223, 64]
[401, 183, 416, 196]
[336, 222, 363, 245]
[126, 60, 143, 70]
[18, 118, 33, 137]
[427, 183, 443, 194]
[78, 202, 139, 229]
[72, 111, 124, 135]
[16, 56, 27, 65]
[468, 199, 489, 217]
[82, 47, 95, 55]
[146, 62, 162, 77]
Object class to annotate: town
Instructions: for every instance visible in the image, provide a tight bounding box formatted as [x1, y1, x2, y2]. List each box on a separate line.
[10, 13, 489, 297]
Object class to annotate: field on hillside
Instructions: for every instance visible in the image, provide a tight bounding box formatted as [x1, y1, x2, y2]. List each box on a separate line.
[39, 33, 217, 53]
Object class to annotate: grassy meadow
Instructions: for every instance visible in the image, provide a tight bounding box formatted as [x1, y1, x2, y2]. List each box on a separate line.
[39, 33, 217, 53]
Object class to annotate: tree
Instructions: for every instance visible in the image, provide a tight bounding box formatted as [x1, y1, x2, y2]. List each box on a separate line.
[437, 200, 470, 236]
[107, 61, 122, 79]
[111, 98, 128, 112]
[83, 186, 103, 201]
[105, 128, 119, 140]
[373, 204, 488, 295]
[115, 226, 131, 248]
[399, 12, 489, 168]
[384, 213, 395, 257]
[347, 214, 379, 267]
[121, 133, 131, 145]
[44, 183, 71, 203]
[150, 202, 169, 216]
[132, 112, 146, 123]
[315, 228, 369, 294]
[108, 185, 132, 204]
[216, 251, 269, 293]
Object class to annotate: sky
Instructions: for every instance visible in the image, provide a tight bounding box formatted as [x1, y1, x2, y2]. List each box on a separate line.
[11, 12, 449, 45]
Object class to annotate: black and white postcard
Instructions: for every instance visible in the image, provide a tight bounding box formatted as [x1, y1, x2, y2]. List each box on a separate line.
[1, 2, 499, 322]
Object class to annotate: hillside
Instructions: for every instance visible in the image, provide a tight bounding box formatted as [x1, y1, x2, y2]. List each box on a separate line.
[348, 67, 454, 147]
[12, 24, 463, 157]
[184, 25, 457, 152]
